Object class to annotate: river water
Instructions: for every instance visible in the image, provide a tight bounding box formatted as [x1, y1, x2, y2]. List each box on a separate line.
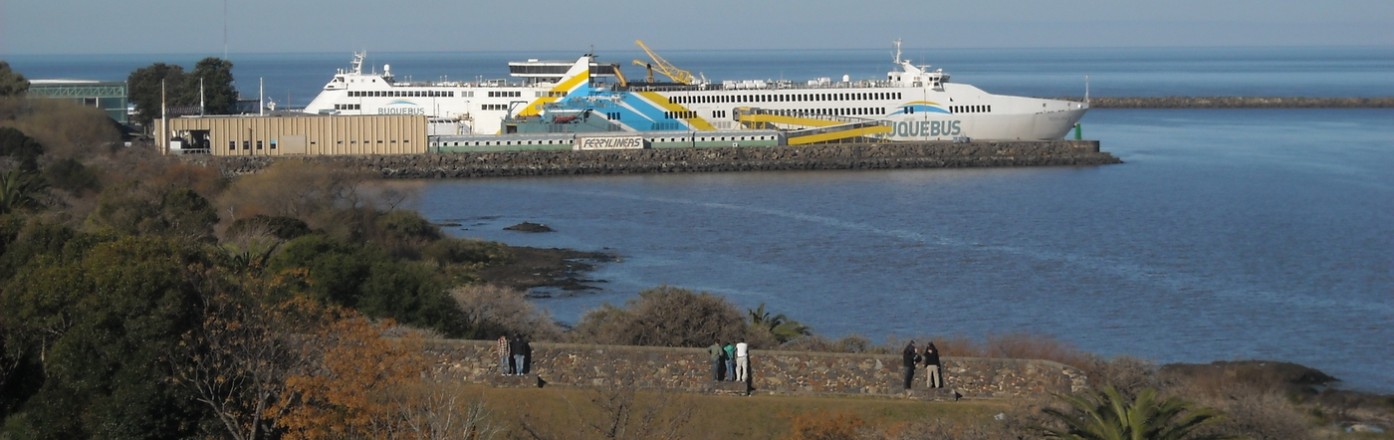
[414, 107, 1394, 393]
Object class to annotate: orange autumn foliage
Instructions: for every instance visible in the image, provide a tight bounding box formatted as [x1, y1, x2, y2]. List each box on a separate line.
[269, 312, 428, 440]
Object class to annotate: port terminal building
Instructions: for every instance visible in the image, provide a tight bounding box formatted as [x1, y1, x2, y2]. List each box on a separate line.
[26, 80, 130, 125]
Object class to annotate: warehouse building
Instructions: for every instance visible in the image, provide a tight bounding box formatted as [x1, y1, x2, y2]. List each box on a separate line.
[162, 114, 427, 156]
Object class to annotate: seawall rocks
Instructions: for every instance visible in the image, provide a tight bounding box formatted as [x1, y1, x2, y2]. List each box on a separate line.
[191, 140, 1120, 178]
[427, 340, 1088, 400]
[1079, 96, 1394, 109]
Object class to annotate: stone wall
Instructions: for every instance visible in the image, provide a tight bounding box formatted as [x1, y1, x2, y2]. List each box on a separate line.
[427, 340, 1088, 401]
[189, 140, 1119, 178]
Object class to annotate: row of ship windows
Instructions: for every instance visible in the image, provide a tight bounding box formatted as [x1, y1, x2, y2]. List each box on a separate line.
[335, 104, 361, 110]
[348, 90, 459, 98]
[951, 105, 991, 114]
[664, 108, 887, 120]
[670, 92, 903, 105]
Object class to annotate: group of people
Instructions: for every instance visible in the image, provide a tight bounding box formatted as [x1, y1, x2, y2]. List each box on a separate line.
[901, 340, 944, 390]
[497, 334, 533, 376]
[707, 341, 749, 382]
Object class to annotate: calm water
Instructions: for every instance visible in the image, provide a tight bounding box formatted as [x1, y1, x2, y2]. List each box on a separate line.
[9, 47, 1394, 392]
[415, 108, 1394, 393]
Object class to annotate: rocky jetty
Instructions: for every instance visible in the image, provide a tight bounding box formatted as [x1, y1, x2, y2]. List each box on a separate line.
[193, 140, 1120, 179]
[1077, 96, 1394, 108]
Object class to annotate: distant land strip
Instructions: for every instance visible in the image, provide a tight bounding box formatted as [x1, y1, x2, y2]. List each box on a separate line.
[1060, 96, 1394, 108]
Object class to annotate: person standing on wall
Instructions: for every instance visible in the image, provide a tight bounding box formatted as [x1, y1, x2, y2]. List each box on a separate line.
[510, 334, 528, 376]
[922, 341, 943, 389]
[723, 342, 736, 382]
[707, 341, 725, 381]
[735, 340, 750, 383]
[498, 335, 511, 376]
[902, 341, 920, 390]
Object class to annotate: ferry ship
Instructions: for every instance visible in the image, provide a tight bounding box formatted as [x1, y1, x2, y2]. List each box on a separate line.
[303, 42, 1087, 142]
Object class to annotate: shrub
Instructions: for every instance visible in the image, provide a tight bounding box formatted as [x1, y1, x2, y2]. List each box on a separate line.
[449, 284, 561, 341]
[570, 286, 747, 348]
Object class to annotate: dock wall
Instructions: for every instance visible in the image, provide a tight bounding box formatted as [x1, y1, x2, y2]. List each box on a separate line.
[193, 140, 1120, 178]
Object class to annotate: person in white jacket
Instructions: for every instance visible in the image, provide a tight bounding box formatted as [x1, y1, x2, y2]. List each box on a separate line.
[735, 341, 750, 382]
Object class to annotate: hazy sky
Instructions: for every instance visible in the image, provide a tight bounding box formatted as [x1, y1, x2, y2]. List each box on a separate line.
[2, 0, 1391, 55]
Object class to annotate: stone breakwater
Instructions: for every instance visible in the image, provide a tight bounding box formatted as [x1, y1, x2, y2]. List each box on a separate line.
[1076, 96, 1394, 109]
[427, 340, 1088, 400]
[193, 140, 1119, 178]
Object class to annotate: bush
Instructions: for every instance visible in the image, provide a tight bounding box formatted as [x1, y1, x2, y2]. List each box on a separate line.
[449, 284, 561, 341]
[570, 286, 747, 348]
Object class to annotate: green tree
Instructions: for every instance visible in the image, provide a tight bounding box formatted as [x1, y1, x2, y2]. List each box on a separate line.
[1038, 386, 1237, 440]
[0, 126, 45, 171]
[41, 157, 101, 195]
[0, 61, 28, 97]
[1, 236, 213, 439]
[126, 62, 186, 127]
[188, 57, 238, 115]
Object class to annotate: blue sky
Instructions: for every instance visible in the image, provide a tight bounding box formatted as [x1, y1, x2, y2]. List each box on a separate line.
[2, 0, 1391, 55]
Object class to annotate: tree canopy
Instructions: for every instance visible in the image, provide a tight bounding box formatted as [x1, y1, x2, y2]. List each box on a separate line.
[127, 57, 238, 127]
[0, 61, 28, 97]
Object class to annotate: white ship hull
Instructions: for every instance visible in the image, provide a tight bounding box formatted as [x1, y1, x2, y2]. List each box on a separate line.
[303, 44, 1087, 141]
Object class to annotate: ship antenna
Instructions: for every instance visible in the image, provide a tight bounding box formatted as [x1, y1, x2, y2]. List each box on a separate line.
[893, 39, 903, 65]
[1084, 74, 1091, 105]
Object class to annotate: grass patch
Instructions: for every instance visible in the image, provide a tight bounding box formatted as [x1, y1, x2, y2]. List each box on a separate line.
[454, 383, 1009, 439]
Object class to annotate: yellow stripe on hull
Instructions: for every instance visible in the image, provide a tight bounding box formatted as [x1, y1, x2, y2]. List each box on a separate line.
[637, 91, 716, 131]
[788, 125, 892, 145]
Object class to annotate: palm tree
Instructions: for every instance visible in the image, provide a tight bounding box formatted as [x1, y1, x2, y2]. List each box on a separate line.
[747, 303, 811, 343]
[0, 169, 47, 215]
[1038, 386, 1239, 440]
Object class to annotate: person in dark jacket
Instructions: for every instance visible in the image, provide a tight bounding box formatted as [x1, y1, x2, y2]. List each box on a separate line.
[922, 341, 943, 388]
[509, 334, 529, 375]
[901, 341, 920, 390]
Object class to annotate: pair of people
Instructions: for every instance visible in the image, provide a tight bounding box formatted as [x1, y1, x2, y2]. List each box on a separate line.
[901, 340, 943, 389]
[707, 340, 749, 382]
[497, 334, 533, 375]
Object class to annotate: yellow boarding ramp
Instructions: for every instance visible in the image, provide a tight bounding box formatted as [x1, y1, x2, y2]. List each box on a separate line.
[736, 108, 892, 145]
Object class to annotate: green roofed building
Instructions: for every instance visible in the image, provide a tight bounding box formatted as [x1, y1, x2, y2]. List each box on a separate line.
[27, 80, 129, 125]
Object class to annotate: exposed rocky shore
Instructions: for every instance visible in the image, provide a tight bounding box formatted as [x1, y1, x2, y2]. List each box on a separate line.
[194, 140, 1120, 179]
[1073, 96, 1394, 108]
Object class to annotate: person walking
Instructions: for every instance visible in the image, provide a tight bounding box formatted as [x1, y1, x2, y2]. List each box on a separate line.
[707, 341, 725, 381]
[723, 342, 736, 382]
[922, 341, 943, 389]
[497, 335, 511, 375]
[735, 340, 750, 382]
[901, 341, 920, 390]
